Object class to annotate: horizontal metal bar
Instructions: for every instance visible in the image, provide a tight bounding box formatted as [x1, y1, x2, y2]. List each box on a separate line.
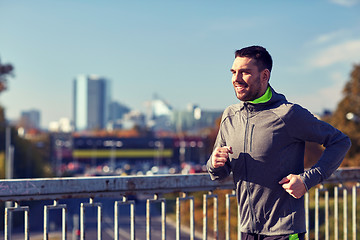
[0, 173, 235, 201]
[323, 167, 360, 183]
[0, 168, 359, 202]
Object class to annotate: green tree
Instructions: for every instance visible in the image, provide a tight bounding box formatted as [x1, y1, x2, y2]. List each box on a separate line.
[329, 63, 360, 166]
[0, 106, 53, 178]
[0, 58, 53, 178]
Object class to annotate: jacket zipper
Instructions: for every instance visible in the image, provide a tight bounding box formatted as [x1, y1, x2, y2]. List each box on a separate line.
[244, 105, 257, 233]
[249, 124, 254, 152]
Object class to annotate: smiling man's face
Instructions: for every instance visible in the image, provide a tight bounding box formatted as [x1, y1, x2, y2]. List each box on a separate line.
[231, 57, 269, 102]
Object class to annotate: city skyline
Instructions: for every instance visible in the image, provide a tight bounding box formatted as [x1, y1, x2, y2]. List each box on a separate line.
[1, 1, 360, 128]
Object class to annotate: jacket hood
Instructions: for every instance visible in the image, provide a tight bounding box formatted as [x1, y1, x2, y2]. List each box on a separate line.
[239, 85, 287, 111]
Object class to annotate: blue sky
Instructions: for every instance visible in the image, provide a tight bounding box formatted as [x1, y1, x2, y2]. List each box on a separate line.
[1, 0, 360, 128]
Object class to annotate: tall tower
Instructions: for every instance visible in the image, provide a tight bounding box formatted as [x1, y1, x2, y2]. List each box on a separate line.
[73, 75, 110, 131]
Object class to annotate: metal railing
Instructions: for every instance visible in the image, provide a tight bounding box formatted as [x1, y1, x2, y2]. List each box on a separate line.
[0, 167, 360, 240]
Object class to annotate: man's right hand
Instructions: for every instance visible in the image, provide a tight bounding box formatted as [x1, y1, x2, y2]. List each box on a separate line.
[211, 146, 233, 168]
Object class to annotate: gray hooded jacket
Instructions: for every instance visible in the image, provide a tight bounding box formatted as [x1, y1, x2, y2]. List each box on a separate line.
[207, 87, 351, 235]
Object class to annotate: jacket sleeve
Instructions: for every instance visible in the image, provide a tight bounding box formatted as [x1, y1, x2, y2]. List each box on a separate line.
[206, 113, 232, 181]
[286, 105, 351, 190]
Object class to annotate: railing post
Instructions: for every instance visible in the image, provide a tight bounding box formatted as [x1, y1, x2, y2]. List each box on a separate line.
[114, 196, 135, 240]
[344, 187, 348, 240]
[353, 183, 360, 240]
[237, 202, 241, 240]
[44, 200, 67, 240]
[146, 194, 166, 240]
[4, 202, 29, 240]
[80, 197, 102, 240]
[305, 192, 309, 240]
[325, 187, 329, 240]
[352, 185, 356, 240]
[225, 190, 240, 240]
[334, 184, 349, 240]
[176, 192, 195, 240]
[315, 185, 329, 240]
[334, 185, 339, 240]
[315, 187, 319, 240]
[203, 191, 218, 240]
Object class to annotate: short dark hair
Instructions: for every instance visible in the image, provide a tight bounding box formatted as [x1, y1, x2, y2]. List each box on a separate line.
[235, 46, 273, 72]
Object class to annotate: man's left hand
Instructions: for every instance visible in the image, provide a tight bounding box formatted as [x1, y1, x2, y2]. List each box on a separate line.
[279, 174, 307, 199]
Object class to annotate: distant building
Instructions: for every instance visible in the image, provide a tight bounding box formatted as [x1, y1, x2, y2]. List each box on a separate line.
[108, 101, 131, 123]
[145, 95, 174, 132]
[48, 118, 74, 133]
[150, 98, 173, 118]
[144, 95, 222, 133]
[106, 101, 132, 130]
[73, 75, 111, 131]
[121, 110, 146, 130]
[19, 109, 41, 130]
[172, 104, 222, 133]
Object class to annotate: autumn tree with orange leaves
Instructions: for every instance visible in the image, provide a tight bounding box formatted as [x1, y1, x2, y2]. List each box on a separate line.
[328, 63, 360, 167]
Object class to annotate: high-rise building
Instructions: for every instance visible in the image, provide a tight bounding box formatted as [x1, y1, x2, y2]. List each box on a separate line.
[73, 75, 111, 131]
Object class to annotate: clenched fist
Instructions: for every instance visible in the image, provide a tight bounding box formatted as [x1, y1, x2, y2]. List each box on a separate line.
[211, 146, 233, 168]
[279, 174, 307, 199]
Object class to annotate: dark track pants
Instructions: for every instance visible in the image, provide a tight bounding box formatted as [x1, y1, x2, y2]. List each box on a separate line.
[241, 232, 305, 240]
